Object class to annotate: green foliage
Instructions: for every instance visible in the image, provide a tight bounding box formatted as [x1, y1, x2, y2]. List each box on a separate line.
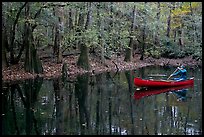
[2, 2, 202, 64]
[160, 42, 202, 59]
[190, 44, 202, 60]
[145, 47, 161, 59]
[83, 28, 98, 47]
[160, 44, 183, 59]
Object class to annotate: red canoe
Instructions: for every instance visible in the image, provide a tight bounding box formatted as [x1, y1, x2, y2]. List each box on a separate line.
[134, 84, 194, 100]
[134, 77, 194, 88]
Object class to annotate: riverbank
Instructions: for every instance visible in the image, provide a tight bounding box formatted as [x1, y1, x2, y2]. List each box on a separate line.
[2, 54, 202, 82]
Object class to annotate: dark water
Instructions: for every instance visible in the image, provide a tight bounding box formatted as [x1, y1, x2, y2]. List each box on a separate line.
[2, 66, 202, 135]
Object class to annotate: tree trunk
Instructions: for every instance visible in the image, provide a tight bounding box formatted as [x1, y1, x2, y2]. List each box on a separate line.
[9, 2, 27, 65]
[78, 44, 90, 70]
[166, 3, 172, 47]
[53, 7, 63, 63]
[172, 3, 177, 44]
[32, 48, 43, 74]
[155, 2, 160, 46]
[124, 39, 133, 62]
[69, 8, 73, 30]
[178, 26, 184, 47]
[140, 27, 145, 60]
[77, 2, 90, 70]
[24, 3, 33, 73]
[2, 31, 8, 68]
[24, 3, 43, 74]
[140, 3, 147, 60]
[97, 2, 105, 64]
[107, 2, 114, 57]
[190, 2, 196, 43]
[178, 3, 184, 48]
[74, 9, 78, 27]
[125, 5, 136, 62]
[54, 24, 62, 63]
[2, 13, 9, 68]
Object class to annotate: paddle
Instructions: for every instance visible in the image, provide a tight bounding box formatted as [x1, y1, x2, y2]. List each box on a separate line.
[167, 68, 178, 80]
[148, 74, 167, 81]
[148, 74, 167, 77]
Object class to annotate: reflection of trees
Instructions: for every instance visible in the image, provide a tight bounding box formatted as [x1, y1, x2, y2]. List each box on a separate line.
[114, 72, 122, 135]
[2, 83, 21, 135]
[106, 73, 112, 135]
[11, 85, 20, 135]
[95, 74, 102, 135]
[2, 67, 202, 135]
[2, 84, 11, 135]
[24, 78, 43, 135]
[75, 73, 90, 135]
[2, 77, 43, 135]
[68, 83, 75, 134]
[153, 95, 158, 135]
[53, 78, 64, 135]
[125, 70, 135, 134]
[105, 72, 115, 135]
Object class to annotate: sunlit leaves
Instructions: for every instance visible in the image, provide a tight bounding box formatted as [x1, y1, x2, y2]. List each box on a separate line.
[171, 3, 191, 17]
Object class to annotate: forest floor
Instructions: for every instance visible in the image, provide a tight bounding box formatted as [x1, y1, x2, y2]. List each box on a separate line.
[2, 54, 202, 83]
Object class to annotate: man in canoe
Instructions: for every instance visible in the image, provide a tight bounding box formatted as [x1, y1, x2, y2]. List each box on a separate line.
[170, 65, 187, 81]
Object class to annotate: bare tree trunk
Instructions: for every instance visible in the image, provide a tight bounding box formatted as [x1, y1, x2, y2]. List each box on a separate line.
[107, 2, 114, 57]
[124, 4, 136, 62]
[166, 3, 172, 47]
[2, 32, 8, 68]
[140, 26, 146, 60]
[77, 2, 91, 70]
[189, 2, 195, 42]
[9, 2, 27, 64]
[177, 3, 184, 48]
[155, 2, 160, 46]
[2, 19, 9, 68]
[140, 3, 147, 60]
[24, 3, 33, 73]
[24, 2, 43, 74]
[69, 8, 73, 30]
[190, 2, 197, 43]
[172, 3, 177, 44]
[53, 6, 64, 63]
[178, 26, 184, 47]
[97, 2, 105, 64]
[173, 29, 177, 42]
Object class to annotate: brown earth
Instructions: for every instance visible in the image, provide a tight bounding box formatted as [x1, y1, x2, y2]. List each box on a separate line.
[2, 54, 202, 83]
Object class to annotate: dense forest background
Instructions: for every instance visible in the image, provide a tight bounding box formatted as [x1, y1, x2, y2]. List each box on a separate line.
[2, 2, 202, 73]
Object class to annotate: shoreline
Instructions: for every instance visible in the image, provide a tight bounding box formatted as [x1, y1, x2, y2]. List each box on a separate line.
[2, 55, 202, 83]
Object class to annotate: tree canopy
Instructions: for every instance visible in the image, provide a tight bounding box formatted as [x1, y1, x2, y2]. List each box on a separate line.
[2, 2, 202, 70]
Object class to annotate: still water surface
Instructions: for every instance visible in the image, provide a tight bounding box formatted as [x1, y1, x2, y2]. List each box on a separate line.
[2, 66, 202, 135]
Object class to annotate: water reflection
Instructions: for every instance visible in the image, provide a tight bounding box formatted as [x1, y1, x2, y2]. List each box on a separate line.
[173, 88, 188, 102]
[134, 85, 193, 101]
[2, 66, 202, 135]
[2, 77, 43, 135]
[75, 73, 90, 135]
